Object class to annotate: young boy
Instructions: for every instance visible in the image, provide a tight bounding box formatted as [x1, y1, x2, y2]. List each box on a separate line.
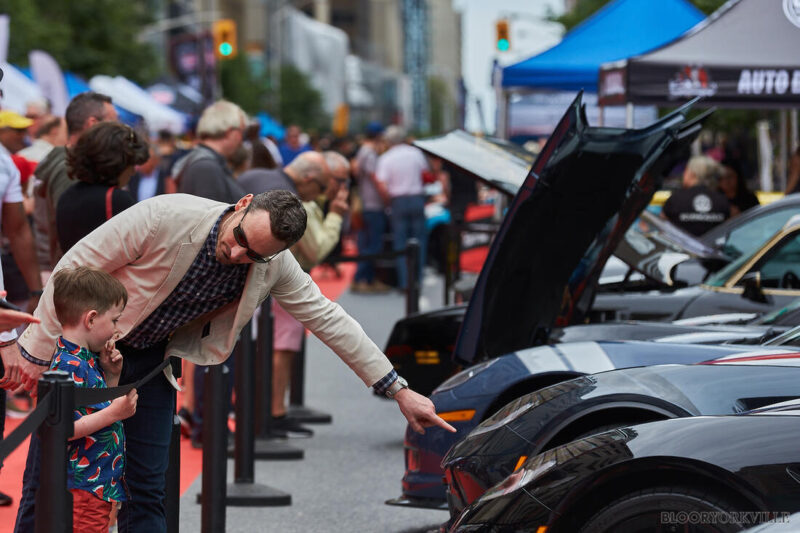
[50, 266, 138, 532]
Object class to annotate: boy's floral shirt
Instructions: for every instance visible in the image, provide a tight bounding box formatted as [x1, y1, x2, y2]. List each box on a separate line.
[50, 337, 126, 502]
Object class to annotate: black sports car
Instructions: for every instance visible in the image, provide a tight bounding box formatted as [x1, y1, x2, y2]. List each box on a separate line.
[386, 94, 716, 397]
[386, 182, 800, 395]
[448, 399, 800, 533]
[442, 350, 800, 517]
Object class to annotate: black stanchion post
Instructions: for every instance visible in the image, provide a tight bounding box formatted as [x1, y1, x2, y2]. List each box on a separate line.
[405, 239, 420, 316]
[288, 336, 332, 425]
[444, 222, 459, 306]
[165, 412, 181, 533]
[35, 370, 73, 533]
[226, 322, 292, 506]
[255, 299, 273, 438]
[250, 298, 303, 460]
[288, 336, 304, 406]
[199, 365, 227, 532]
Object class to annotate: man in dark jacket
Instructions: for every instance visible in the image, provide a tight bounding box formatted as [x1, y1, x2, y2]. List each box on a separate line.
[175, 100, 247, 204]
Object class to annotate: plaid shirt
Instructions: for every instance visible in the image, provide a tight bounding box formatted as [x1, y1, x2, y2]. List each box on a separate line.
[372, 369, 399, 396]
[123, 208, 249, 349]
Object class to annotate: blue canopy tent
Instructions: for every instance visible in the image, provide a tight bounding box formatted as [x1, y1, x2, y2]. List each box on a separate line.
[501, 0, 704, 91]
[497, 0, 704, 135]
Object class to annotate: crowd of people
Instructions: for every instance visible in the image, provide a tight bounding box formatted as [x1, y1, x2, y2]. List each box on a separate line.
[0, 85, 790, 533]
[0, 90, 455, 533]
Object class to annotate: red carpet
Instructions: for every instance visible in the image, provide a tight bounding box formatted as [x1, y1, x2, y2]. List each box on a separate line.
[0, 261, 356, 532]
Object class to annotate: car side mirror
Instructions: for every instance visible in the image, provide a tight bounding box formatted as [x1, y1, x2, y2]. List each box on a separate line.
[741, 272, 768, 304]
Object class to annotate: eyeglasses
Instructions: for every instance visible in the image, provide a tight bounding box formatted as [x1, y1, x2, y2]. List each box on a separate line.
[232, 206, 281, 263]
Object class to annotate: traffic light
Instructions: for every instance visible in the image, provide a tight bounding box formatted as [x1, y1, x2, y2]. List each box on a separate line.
[496, 19, 510, 52]
[212, 19, 237, 59]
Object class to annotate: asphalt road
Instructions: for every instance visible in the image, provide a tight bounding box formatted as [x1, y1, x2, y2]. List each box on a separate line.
[179, 271, 452, 532]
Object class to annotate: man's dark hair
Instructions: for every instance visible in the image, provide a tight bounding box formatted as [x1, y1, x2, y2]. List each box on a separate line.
[65, 91, 113, 135]
[250, 190, 307, 248]
[67, 122, 149, 185]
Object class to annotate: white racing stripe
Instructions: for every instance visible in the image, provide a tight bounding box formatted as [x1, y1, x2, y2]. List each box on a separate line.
[517, 345, 571, 374]
[553, 342, 616, 374]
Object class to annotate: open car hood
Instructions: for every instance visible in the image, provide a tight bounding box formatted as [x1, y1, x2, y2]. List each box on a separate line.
[413, 130, 535, 196]
[615, 210, 730, 286]
[453, 93, 711, 366]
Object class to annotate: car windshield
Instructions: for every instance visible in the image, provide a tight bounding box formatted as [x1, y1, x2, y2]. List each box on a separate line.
[704, 250, 753, 287]
[720, 207, 800, 259]
[706, 228, 800, 288]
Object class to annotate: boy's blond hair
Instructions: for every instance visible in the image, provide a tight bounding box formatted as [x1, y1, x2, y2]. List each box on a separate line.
[52, 266, 128, 327]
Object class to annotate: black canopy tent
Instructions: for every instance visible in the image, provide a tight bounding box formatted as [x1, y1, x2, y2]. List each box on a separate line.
[598, 0, 800, 109]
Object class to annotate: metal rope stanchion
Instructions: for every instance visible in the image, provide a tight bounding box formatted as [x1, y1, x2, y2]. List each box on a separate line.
[405, 239, 421, 316]
[226, 321, 291, 506]
[166, 358, 182, 533]
[250, 298, 304, 460]
[35, 370, 74, 533]
[288, 335, 333, 424]
[199, 364, 228, 532]
[165, 411, 181, 533]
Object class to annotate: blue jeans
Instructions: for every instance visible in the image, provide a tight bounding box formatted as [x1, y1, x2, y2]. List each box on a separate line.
[117, 342, 175, 533]
[14, 341, 175, 533]
[355, 210, 386, 284]
[390, 195, 426, 289]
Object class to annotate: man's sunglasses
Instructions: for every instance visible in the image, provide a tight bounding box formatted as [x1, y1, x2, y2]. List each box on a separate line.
[233, 206, 281, 263]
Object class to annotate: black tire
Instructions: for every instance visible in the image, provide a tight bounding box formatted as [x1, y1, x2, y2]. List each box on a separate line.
[579, 485, 746, 533]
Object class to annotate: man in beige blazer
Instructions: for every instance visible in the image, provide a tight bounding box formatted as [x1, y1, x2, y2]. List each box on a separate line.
[6, 190, 453, 533]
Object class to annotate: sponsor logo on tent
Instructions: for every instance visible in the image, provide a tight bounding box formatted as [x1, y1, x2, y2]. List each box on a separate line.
[737, 69, 800, 95]
[668, 65, 718, 99]
[784, 0, 800, 29]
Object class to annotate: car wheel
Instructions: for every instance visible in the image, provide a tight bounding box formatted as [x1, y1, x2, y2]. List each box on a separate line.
[579, 485, 745, 533]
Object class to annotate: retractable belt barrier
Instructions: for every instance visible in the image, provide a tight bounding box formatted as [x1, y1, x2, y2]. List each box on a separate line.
[0, 357, 172, 533]
[0, 358, 170, 467]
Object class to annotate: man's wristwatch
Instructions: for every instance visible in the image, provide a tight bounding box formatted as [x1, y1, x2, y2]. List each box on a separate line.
[385, 376, 409, 399]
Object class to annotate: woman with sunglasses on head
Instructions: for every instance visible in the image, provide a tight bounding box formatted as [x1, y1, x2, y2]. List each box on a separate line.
[56, 122, 149, 253]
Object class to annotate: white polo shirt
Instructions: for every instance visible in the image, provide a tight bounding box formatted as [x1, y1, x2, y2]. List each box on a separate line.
[375, 144, 429, 198]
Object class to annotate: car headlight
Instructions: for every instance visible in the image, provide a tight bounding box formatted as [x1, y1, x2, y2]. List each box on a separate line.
[434, 359, 498, 393]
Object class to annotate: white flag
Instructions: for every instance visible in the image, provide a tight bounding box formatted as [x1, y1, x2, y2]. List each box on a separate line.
[29, 50, 69, 116]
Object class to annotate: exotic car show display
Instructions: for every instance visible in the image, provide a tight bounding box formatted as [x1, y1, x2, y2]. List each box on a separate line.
[387, 94, 800, 533]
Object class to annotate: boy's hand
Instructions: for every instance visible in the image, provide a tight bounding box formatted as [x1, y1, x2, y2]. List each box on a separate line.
[99, 339, 123, 377]
[107, 389, 138, 421]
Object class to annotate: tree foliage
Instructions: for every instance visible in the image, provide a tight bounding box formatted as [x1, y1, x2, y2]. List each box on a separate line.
[277, 64, 328, 132]
[555, 0, 728, 31]
[0, 0, 159, 84]
[219, 54, 270, 115]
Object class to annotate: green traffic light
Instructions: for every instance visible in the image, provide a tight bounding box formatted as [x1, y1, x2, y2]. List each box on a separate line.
[219, 42, 233, 56]
[497, 38, 509, 52]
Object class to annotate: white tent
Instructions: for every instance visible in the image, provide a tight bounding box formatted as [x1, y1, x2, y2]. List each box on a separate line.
[1, 62, 44, 114]
[89, 75, 186, 134]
